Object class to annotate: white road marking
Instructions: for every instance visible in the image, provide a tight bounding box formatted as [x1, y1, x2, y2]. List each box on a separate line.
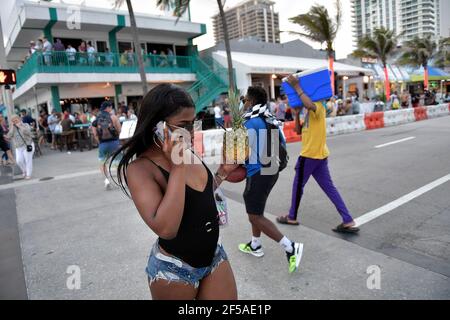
[375, 136, 416, 148]
[0, 170, 100, 191]
[354, 173, 450, 227]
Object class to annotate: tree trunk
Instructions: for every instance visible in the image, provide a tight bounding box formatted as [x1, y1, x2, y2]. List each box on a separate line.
[328, 51, 335, 96]
[423, 64, 429, 91]
[383, 65, 391, 102]
[126, 0, 148, 97]
[217, 0, 236, 93]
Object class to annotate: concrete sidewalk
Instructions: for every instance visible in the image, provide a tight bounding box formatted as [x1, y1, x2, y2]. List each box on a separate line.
[12, 173, 450, 299]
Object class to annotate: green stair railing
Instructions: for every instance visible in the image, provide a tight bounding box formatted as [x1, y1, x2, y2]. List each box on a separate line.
[188, 56, 229, 113]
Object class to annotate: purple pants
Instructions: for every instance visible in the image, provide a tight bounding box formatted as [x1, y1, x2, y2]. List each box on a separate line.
[288, 156, 353, 224]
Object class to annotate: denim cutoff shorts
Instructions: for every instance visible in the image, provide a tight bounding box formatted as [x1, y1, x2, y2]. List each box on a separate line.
[145, 240, 228, 289]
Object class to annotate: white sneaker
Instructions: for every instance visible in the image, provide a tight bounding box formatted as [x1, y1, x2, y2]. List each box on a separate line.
[104, 178, 111, 190]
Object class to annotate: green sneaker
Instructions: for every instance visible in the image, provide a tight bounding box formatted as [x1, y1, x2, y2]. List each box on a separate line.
[286, 242, 304, 273]
[238, 242, 264, 257]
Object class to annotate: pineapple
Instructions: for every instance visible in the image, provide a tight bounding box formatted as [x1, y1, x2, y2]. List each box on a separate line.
[223, 90, 250, 164]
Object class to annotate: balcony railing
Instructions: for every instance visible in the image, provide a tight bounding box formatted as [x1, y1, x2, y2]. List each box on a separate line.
[16, 51, 195, 87]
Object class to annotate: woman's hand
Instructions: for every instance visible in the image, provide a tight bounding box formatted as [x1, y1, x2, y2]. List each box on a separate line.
[287, 74, 301, 89]
[218, 163, 239, 177]
[162, 123, 187, 169]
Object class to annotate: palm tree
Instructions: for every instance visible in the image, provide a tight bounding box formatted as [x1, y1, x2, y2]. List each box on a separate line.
[114, 0, 148, 95]
[434, 37, 450, 70]
[353, 27, 399, 101]
[398, 37, 437, 91]
[157, 0, 236, 93]
[288, 0, 342, 95]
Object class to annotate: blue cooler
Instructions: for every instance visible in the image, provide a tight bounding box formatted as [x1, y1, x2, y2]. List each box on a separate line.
[281, 67, 333, 108]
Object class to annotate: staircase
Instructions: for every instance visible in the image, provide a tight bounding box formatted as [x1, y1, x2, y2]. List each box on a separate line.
[188, 56, 229, 113]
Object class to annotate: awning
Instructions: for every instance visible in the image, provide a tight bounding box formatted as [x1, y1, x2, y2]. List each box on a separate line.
[363, 63, 411, 82]
[410, 66, 450, 82]
[213, 51, 374, 77]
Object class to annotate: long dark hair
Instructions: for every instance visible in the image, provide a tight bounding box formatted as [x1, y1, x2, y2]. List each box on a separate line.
[108, 84, 195, 196]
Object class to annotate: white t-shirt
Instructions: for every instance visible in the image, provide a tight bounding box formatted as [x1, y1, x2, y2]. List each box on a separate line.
[43, 41, 52, 52]
[214, 106, 222, 119]
[66, 47, 76, 60]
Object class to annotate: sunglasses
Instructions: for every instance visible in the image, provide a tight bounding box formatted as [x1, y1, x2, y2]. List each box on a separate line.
[167, 122, 195, 132]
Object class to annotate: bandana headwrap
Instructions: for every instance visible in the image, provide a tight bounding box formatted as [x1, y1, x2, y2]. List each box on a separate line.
[243, 104, 282, 127]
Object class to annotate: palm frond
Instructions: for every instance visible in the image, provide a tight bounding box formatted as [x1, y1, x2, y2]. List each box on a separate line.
[289, 3, 339, 55]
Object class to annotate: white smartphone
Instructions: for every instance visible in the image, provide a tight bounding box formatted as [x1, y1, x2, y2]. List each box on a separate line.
[155, 121, 171, 142]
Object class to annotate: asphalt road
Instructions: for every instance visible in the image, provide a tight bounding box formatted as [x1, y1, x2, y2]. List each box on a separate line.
[222, 115, 450, 278]
[0, 115, 449, 299]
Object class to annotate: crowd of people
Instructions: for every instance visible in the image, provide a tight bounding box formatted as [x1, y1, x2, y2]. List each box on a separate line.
[0, 100, 137, 183]
[23, 37, 177, 69]
[210, 86, 448, 128]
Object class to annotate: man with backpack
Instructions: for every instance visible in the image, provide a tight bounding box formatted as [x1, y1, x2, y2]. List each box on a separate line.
[92, 101, 121, 190]
[276, 75, 359, 234]
[235, 86, 303, 274]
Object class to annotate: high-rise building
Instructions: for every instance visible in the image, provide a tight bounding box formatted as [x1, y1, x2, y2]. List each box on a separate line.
[351, 0, 449, 44]
[212, 0, 280, 44]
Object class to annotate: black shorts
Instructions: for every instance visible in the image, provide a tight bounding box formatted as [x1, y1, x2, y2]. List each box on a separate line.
[0, 139, 10, 152]
[243, 171, 279, 215]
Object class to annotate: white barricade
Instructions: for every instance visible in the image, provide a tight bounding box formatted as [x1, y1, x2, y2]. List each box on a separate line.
[383, 109, 415, 127]
[359, 102, 375, 114]
[326, 114, 366, 136]
[426, 104, 450, 118]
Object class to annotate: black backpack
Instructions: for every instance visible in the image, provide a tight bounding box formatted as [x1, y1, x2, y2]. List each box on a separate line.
[96, 112, 118, 142]
[261, 121, 289, 172]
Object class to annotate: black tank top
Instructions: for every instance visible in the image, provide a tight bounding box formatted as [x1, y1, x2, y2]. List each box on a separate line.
[146, 158, 219, 268]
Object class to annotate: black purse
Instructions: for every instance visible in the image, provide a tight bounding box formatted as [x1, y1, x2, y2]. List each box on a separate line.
[15, 125, 33, 152]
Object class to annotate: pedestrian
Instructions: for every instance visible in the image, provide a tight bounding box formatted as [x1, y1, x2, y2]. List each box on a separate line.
[66, 44, 77, 65]
[53, 39, 65, 51]
[127, 48, 134, 66]
[326, 97, 337, 117]
[20, 109, 36, 127]
[0, 114, 15, 165]
[87, 41, 96, 66]
[78, 41, 87, 64]
[237, 86, 304, 274]
[167, 48, 175, 67]
[7, 115, 34, 179]
[105, 47, 114, 66]
[28, 40, 36, 57]
[158, 50, 168, 67]
[42, 37, 53, 66]
[401, 90, 410, 108]
[275, 96, 287, 122]
[223, 103, 231, 128]
[351, 97, 361, 115]
[108, 83, 238, 300]
[91, 101, 122, 190]
[47, 110, 59, 150]
[276, 74, 359, 234]
[214, 104, 224, 128]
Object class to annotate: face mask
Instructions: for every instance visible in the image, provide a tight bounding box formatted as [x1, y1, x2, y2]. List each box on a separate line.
[239, 101, 244, 111]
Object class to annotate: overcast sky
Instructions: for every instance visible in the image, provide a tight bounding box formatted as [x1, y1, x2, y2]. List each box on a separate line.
[23, 0, 354, 59]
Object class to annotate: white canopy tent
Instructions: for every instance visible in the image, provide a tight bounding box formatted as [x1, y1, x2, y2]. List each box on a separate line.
[212, 51, 374, 98]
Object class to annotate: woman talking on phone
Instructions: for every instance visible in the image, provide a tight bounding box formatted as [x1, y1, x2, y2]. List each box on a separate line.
[109, 84, 237, 300]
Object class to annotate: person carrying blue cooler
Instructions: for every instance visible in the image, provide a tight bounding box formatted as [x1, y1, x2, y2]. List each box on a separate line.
[276, 75, 359, 234]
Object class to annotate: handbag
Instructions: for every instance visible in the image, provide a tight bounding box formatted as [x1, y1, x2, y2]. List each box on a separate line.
[15, 125, 33, 152]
